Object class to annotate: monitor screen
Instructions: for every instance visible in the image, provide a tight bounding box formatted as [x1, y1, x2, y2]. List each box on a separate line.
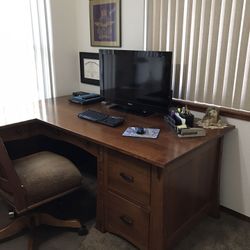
[99, 49, 172, 114]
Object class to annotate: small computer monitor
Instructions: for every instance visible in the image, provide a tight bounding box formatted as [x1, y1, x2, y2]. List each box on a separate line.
[99, 49, 172, 115]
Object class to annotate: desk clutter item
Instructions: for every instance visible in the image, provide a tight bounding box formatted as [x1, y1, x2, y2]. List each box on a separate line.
[177, 127, 206, 137]
[69, 92, 104, 104]
[78, 109, 124, 127]
[165, 106, 206, 137]
[197, 107, 228, 129]
[122, 127, 160, 139]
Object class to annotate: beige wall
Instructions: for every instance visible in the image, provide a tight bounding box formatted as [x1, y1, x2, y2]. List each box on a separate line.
[50, 0, 145, 95]
[76, 0, 145, 94]
[49, 0, 79, 96]
[193, 111, 250, 217]
[220, 117, 250, 217]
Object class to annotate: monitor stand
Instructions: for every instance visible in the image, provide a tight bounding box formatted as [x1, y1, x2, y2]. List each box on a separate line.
[109, 104, 153, 117]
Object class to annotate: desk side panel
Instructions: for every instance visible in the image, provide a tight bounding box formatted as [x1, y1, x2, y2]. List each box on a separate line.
[163, 139, 221, 249]
[0, 120, 41, 142]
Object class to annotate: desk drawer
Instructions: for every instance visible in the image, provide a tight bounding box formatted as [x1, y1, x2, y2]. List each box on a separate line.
[106, 192, 149, 250]
[106, 150, 150, 205]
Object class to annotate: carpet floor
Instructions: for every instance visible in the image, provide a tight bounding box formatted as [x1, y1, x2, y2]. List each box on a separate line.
[78, 213, 250, 250]
[0, 198, 250, 250]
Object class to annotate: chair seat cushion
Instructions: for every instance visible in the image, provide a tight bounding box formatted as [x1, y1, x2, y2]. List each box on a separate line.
[13, 151, 82, 206]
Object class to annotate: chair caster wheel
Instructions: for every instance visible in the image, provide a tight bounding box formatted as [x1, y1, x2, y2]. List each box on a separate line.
[78, 226, 88, 236]
[8, 211, 15, 219]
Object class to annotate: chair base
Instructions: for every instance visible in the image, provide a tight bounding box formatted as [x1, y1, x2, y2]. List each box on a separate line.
[0, 213, 87, 249]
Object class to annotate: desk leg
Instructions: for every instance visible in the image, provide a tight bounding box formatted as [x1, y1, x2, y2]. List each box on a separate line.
[149, 167, 165, 250]
[95, 150, 105, 232]
[209, 137, 224, 218]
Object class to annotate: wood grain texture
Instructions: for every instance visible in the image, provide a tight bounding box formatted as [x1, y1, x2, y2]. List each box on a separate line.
[0, 96, 234, 168]
[105, 192, 149, 250]
[106, 149, 151, 206]
[163, 139, 221, 248]
[0, 96, 235, 250]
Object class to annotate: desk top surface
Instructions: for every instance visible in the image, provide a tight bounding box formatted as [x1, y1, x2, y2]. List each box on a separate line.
[0, 96, 234, 167]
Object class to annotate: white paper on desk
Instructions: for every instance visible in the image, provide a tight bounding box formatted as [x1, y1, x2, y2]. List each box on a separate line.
[122, 127, 160, 139]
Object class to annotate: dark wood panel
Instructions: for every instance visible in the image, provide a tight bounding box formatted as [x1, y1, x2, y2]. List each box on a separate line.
[31, 96, 234, 168]
[105, 191, 149, 250]
[0, 120, 41, 142]
[164, 139, 220, 248]
[105, 149, 151, 206]
[0, 96, 234, 168]
[96, 150, 105, 232]
[38, 122, 100, 158]
[149, 167, 165, 250]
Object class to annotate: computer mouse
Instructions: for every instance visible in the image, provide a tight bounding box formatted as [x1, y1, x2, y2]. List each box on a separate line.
[136, 127, 145, 135]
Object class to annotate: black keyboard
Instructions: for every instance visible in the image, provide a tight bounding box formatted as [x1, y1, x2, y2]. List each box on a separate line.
[78, 109, 124, 127]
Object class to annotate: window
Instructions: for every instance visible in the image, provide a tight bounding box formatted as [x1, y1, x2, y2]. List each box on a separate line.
[0, 0, 53, 120]
[145, 0, 250, 113]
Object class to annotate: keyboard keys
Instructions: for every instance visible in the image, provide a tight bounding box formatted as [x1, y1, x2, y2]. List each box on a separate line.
[99, 116, 124, 127]
[78, 110, 108, 121]
[78, 110, 124, 127]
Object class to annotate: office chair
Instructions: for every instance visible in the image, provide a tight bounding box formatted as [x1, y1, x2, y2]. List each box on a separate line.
[0, 136, 87, 249]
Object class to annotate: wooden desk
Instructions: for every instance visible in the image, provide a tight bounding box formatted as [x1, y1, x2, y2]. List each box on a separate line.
[0, 97, 234, 249]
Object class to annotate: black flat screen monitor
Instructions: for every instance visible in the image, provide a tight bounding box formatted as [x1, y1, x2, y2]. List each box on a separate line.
[99, 49, 172, 115]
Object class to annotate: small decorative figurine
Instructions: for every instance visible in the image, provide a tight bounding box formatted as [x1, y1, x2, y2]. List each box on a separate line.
[197, 107, 227, 129]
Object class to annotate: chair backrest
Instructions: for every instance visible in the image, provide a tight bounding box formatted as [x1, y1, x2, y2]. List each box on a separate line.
[0, 137, 26, 211]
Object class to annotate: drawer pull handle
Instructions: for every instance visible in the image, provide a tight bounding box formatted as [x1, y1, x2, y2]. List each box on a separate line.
[119, 215, 134, 225]
[120, 172, 134, 183]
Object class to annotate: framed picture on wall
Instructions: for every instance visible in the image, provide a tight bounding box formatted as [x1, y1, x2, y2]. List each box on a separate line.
[79, 52, 100, 86]
[89, 0, 121, 47]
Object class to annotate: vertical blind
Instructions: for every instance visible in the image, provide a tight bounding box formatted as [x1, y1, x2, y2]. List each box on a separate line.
[29, 0, 54, 100]
[146, 0, 250, 112]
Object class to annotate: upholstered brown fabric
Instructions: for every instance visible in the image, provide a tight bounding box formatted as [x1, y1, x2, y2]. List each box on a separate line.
[13, 151, 82, 206]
